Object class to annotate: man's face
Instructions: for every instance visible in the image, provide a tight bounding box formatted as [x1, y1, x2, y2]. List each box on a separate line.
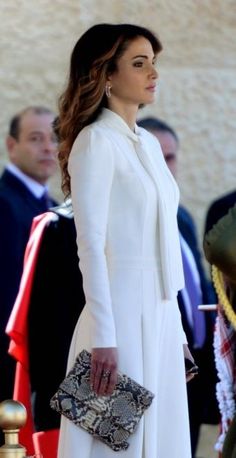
[7, 110, 58, 184]
[152, 130, 178, 178]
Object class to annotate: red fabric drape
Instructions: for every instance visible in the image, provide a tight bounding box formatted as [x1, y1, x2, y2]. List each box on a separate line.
[6, 211, 57, 457]
[33, 429, 59, 458]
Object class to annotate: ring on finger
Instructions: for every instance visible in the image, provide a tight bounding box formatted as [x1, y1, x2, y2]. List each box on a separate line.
[102, 369, 111, 379]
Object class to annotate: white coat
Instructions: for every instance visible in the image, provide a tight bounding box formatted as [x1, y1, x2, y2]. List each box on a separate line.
[58, 108, 191, 458]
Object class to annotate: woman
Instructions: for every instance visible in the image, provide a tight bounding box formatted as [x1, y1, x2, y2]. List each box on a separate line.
[57, 23, 192, 458]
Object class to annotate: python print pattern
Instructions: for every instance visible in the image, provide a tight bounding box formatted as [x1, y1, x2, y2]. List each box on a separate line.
[50, 349, 154, 451]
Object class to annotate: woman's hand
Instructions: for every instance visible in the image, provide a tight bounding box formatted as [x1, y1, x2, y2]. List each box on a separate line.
[90, 347, 118, 396]
[183, 344, 198, 383]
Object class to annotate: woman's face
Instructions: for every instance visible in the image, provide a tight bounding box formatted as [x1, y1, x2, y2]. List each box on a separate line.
[107, 36, 158, 110]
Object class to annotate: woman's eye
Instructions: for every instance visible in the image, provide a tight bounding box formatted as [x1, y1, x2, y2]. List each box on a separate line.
[133, 61, 143, 67]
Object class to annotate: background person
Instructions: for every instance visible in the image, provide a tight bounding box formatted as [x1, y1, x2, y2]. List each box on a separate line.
[203, 204, 236, 456]
[203, 171, 234, 308]
[56, 22, 192, 458]
[205, 189, 236, 234]
[0, 105, 58, 416]
[6, 200, 85, 457]
[138, 116, 219, 457]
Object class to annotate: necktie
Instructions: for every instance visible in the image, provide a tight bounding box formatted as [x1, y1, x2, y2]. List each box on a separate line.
[181, 238, 206, 348]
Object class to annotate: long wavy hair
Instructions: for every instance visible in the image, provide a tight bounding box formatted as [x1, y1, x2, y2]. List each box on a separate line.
[57, 23, 162, 196]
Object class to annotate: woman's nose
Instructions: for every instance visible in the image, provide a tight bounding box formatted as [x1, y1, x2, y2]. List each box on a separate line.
[152, 67, 158, 79]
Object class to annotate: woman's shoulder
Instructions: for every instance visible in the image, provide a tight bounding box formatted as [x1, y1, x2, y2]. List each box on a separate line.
[69, 122, 115, 172]
[72, 121, 112, 150]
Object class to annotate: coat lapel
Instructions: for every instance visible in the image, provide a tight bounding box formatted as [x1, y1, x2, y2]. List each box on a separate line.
[99, 109, 184, 299]
[134, 135, 184, 299]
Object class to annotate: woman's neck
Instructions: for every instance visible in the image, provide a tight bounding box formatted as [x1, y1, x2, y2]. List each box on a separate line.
[107, 100, 138, 131]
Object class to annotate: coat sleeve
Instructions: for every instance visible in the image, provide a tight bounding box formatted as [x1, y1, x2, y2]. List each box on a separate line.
[68, 127, 116, 348]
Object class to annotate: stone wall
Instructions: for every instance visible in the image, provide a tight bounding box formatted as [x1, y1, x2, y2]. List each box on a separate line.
[0, 0, 235, 245]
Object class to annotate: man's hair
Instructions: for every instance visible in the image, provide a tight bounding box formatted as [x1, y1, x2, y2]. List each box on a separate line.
[9, 106, 54, 140]
[137, 117, 179, 143]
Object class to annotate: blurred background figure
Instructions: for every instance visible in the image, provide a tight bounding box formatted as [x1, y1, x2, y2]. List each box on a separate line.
[0, 105, 58, 417]
[203, 186, 235, 306]
[203, 204, 236, 457]
[205, 188, 236, 234]
[138, 116, 219, 457]
[6, 200, 85, 457]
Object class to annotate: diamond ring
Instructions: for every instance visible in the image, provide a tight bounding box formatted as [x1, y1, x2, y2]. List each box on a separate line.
[102, 369, 111, 379]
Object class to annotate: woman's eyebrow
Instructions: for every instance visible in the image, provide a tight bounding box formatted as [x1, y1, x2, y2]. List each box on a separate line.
[132, 54, 148, 59]
[131, 54, 156, 61]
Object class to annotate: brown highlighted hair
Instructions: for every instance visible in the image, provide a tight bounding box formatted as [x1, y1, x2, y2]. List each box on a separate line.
[57, 23, 162, 197]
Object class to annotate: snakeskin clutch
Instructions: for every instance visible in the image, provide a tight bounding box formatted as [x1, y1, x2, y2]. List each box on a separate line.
[50, 349, 154, 451]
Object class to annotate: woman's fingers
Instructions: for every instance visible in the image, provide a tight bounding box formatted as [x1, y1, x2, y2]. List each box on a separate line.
[90, 358, 98, 391]
[97, 368, 112, 395]
[186, 372, 195, 383]
[106, 369, 117, 395]
[92, 363, 103, 394]
[90, 347, 118, 395]
[91, 364, 117, 395]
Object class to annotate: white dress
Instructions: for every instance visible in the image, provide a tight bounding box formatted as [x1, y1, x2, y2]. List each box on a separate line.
[58, 109, 191, 458]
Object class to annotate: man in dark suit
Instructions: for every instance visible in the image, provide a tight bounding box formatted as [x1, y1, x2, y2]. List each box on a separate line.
[6, 201, 85, 458]
[137, 117, 219, 457]
[205, 189, 236, 234]
[0, 106, 58, 411]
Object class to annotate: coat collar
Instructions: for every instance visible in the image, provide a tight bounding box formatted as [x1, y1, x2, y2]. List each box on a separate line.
[98, 108, 140, 143]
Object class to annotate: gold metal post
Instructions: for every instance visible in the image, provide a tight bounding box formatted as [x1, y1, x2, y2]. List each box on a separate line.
[0, 400, 27, 457]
